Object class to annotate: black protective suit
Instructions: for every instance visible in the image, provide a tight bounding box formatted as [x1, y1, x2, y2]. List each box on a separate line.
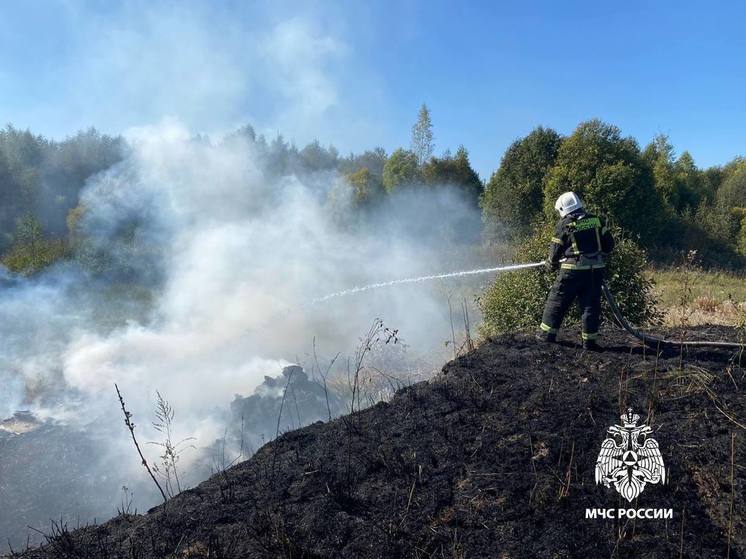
[540, 210, 615, 342]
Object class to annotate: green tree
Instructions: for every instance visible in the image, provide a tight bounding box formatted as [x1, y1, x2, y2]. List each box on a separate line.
[643, 138, 705, 214]
[688, 201, 741, 260]
[737, 210, 746, 256]
[299, 139, 339, 172]
[338, 147, 387, 177]
[673, 151, 705, 211]
[15, 214, 44, 247]
[411, 103, 434, 165]
[46, 128, 123, 235]
[721, 156, 746, 180]
[344, 167, 383, 207]
[66, 204, 86, 242]
[0, 127, 45, 249]
[265, 134, 292, 177]
[2, 215, 69, 275]
[643, 134, 680, 211]
[697, 166, 720, 205]
[421, 146, 482, 202]
[0, 125, 122, 250]
[543, 119, 665, 243]
[481, 126, 562, 240]
[702, 165, 725, 197]
[382, 148, 420, 192]
[716, 162, 746, 209]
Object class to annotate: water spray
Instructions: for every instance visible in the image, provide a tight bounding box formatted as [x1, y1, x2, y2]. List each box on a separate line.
[313, 261, 546, 303]
[312, 260, 744, 350]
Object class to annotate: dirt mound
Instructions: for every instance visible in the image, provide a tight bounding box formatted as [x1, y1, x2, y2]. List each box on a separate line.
[11, 326, 745, 558]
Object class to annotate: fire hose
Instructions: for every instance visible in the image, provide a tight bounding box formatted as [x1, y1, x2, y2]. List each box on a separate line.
[601, 280, 745, 350]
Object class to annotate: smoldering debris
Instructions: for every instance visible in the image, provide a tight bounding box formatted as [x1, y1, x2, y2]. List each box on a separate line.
[228, 365, 346, 444]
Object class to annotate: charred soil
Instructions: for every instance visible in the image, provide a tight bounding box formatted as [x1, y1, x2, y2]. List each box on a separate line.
[11, 326, 746, 559]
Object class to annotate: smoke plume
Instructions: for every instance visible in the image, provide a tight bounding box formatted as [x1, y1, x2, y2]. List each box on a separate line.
[0, 120, 492, 546]
[0, 5, 492, 547]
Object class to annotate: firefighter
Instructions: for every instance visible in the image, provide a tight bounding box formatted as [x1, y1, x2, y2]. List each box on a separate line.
[539, 192, 615, 351]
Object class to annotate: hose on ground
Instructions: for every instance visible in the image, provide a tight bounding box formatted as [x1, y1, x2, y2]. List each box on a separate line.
[601, 280, 745, 350]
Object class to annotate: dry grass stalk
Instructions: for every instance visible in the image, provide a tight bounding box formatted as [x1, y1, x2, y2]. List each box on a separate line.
[114, 384, 168, 503]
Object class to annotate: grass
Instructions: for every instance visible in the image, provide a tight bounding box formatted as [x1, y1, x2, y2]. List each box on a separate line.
[650, 268, 746, 327]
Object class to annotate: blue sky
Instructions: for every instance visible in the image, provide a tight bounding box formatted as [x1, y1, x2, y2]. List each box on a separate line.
[0, 0, 744, 179]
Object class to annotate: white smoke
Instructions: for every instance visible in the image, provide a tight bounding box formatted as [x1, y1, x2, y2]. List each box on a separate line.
[0, 6, 493, 544]
[0, 116, 500, 555]
[1, 118, 489, 455]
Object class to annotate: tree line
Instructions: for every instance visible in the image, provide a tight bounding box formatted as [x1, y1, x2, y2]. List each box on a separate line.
[481, 120, 746, 266]
[230, 104, 482, 209]
[0, 126, 124, 272]
[1, 109, 745, 275]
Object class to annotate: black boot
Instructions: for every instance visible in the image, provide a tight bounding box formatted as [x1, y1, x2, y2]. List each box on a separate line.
[536, 332, 557, 343]
[583, 339, 602, 352]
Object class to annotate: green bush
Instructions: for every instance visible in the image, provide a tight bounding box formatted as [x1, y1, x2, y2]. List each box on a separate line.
[479, 222, 660, 338]
[478, 226, 555, 337]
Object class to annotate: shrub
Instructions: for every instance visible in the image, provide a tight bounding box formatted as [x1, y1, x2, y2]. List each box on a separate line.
[478, 226, 555, 337]
[479, 222, 660, 337]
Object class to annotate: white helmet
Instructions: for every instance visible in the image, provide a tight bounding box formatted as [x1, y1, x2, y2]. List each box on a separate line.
[554, 191, 583, 217]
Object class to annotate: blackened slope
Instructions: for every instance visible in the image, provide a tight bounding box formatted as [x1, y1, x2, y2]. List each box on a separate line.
[15, 327, 746, 559]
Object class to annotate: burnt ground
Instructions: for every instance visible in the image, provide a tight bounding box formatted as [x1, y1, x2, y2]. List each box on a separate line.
[9, 325, 746, 559]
